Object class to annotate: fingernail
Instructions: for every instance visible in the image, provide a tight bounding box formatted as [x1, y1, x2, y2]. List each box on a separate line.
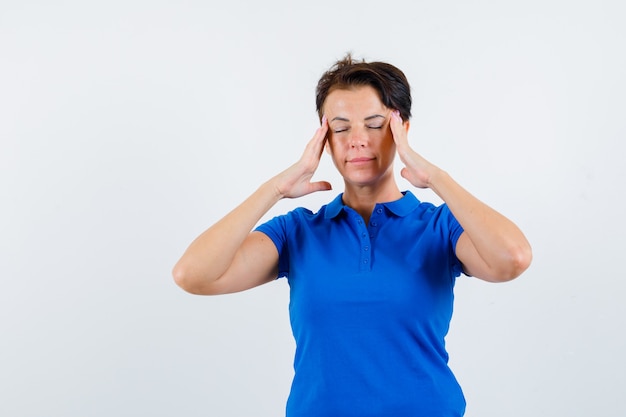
[322, 115, 327, 124]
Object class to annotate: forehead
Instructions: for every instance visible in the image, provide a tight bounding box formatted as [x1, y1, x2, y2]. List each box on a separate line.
[324, 86, 386, 118]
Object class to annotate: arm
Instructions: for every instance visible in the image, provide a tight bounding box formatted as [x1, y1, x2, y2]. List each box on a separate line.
[389, 111, 532, 282]
[172, 118, 331, 295]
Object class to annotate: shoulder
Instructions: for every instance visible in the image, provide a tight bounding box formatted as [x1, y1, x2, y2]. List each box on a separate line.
[257, 194, 341, 232]
[394, 191, 451, 222]
[394, 192, 462, 242]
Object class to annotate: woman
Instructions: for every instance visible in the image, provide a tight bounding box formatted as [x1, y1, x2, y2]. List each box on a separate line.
[173, 54, 532, 417]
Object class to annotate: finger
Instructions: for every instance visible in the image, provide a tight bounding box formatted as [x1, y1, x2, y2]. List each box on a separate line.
[317, 116, 329, 147]
[389, 110, 405, 143]
[306, 116, 329, 159]
[309, 181, 332, 193]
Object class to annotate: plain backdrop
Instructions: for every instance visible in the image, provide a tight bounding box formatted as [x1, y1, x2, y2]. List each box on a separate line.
[1, 1, 625, 416]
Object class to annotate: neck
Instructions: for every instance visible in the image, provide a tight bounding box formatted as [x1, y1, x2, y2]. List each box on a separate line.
[342, 177, 403, 224]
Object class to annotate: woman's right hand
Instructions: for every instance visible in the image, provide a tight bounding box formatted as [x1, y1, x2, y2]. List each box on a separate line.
[272, 116, 332, 199]
[173, 117, 332, 295]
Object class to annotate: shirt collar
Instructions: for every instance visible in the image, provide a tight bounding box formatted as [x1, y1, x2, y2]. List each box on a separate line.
[382, 190, 420, 217]
[324, 193, 346, 219]
[324, 190, 420, 219]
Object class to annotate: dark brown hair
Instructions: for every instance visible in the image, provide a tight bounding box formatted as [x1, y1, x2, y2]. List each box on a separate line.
[315, 53, 412, 122]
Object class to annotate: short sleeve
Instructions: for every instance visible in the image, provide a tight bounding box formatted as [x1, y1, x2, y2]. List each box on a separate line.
[255, 213, 293, 278]
[440, 204, 465, 278]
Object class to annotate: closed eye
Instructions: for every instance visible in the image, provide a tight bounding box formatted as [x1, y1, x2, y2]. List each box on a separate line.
[367, 125, 383, 129]
[333, 128, 349, 133]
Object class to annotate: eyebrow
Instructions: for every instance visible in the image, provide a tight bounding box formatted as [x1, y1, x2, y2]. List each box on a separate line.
[330, 114, 386, 123]
[365, 114, 385, 121]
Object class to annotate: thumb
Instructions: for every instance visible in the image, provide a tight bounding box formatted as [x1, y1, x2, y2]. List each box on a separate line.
[309, 181, 333, 193]
[400, 167, 410, 181]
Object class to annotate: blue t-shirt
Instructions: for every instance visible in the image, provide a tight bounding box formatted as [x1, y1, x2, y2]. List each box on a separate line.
[255, 191, 466, 417]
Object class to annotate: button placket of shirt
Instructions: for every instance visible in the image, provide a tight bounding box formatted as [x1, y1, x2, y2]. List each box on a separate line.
[354, 215, 371, 271]
[368, 206, 383, 234]
[364, 206, 384, 267]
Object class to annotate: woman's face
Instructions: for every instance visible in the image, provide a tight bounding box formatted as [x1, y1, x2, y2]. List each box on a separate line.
[323, 85, 397, 188]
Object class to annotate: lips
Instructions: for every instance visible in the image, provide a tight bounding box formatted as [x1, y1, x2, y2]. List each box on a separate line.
[347, 157, 375, 163]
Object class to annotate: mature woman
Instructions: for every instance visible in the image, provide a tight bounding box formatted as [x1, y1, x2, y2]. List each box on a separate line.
[173, 54, 532, 417]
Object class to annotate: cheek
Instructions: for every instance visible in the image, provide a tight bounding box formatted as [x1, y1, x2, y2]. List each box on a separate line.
[375, 130, 390, 141]
[328, 134, 347, 150]
[382, 128, 396, 143]
[369, 130, 391, 148]
[379, 132, 397, 155]
[325, 137, 340, 158]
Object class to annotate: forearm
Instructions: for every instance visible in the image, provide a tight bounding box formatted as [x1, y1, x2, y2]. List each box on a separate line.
[172, 179, 282, 289]
[173, 120, 330, 292]
[428, 168, 532, 279]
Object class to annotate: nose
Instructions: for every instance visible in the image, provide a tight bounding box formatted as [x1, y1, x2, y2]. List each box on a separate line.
[348, 126, 367, 148]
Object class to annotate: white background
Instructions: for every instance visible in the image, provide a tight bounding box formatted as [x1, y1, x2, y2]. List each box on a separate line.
[2, 1, 625, 416]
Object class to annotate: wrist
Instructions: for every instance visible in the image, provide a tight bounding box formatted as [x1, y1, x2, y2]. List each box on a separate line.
[261, 177, 286, 202]
[426, 167, 449, 192]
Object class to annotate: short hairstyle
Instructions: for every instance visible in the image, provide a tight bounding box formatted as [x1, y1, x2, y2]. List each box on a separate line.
[315, 53, 412, 122]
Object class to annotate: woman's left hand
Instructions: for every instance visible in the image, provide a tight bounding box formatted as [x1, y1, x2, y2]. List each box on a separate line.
[389, 110, 438, 189]
[389, 110, 532, 282]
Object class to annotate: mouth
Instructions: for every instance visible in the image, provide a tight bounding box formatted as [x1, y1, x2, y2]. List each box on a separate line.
[347, 157, 375, 164]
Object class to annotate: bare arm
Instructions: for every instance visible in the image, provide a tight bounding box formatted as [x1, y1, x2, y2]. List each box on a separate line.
[390, 111, 532, 282]
[172, 118, 331, 295]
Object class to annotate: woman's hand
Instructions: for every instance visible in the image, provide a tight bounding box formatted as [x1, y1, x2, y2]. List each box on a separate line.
[389, 110, 532, 282]
[273, 116, 332, 199]
[389, 110, 439, 189]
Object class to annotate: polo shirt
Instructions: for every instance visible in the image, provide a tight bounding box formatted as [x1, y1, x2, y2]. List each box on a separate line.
[255, 191, 466, 417]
